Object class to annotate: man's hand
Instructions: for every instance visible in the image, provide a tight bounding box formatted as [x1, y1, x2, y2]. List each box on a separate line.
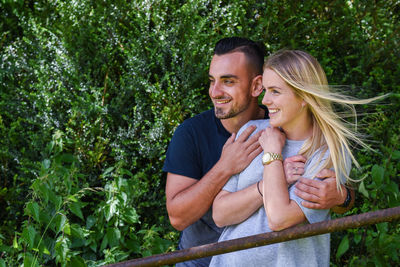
[294, 169, 347, 210]
[219, 125, 263, 175]
[283, 155, 306, 185]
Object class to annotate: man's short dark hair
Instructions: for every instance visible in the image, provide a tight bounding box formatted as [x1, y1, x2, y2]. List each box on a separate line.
[213, 37, 266, 75]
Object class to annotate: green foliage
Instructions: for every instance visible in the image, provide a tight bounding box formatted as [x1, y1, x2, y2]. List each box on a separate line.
[0, 0, 399, 266]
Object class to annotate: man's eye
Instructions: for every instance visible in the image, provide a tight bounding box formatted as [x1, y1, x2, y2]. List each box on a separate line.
[224, 80, 234, 84]
[209, 79, 215, 84]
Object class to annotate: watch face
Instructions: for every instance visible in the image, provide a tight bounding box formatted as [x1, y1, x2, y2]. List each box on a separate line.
[263, 153, 271, 163]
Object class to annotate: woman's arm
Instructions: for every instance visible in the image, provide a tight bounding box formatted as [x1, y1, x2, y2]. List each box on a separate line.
[212, 184, 263, 227]
[262, 161, 306, 231]
[259, 127, 306, 231]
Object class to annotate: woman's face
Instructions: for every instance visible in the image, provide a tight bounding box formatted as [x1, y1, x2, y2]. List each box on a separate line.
[261, 68, 306, 133]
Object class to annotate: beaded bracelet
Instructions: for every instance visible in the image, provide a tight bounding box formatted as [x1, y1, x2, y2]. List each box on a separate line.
[257, 181, 263, 197]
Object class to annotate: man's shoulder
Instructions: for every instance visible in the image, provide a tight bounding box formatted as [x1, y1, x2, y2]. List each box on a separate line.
[178, 108, 215, 130]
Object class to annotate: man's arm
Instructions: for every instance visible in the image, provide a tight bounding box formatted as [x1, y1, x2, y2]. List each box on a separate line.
[166, 126, 263, 231]
[294, 169, 354, 213]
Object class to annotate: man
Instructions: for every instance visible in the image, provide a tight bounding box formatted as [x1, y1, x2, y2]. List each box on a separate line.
[163, 37, 353, 266]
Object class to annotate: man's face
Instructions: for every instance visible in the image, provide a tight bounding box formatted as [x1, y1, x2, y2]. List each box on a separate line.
[208, 52, 254, 119]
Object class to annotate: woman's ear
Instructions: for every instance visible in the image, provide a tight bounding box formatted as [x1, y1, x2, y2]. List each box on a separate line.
[251, 75, 264, 97]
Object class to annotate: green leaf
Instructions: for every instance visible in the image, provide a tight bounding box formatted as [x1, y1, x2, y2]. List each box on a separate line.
[107, 228, 121, 248]
[102, 167, 115, 178]
[42, 159, 51, 169]
[70, 224, 87, 239]
[385, 181, 399, 195]
[371, 165, 384, 186]
[105, 201, 117, 222]
[60, 153, 75, 163]
[39, 242, 51, 256]
[64, 222, 71, 235]
[69, 202, 84, 220]
[336, 235, 349, 259]
[23, 252, 39, 267]
[126, 238, 141, 253]
[100, 235, 108, 251]
[48, 191, 63, 210]
[376, 222, 388, 233]
[13, 235, 18, 249]
[392, 150, 400, 160]
[55, 236, 70, 264]
[67, 256, 87, 267]
[122, 208, 139, 224]
[53, 213, 67, 234]
[359, 181, 369, 198]
[354, 232, 362, 244]
[22, 225, 37, 248]
[0, 259, 6, 267]
[86, 215, 97, 229]
[25, 202, 40, 222]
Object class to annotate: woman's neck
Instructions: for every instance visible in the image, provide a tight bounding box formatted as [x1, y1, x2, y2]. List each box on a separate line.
[283, 114, 313, 141]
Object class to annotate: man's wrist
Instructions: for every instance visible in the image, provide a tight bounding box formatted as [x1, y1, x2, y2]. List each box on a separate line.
[338, 186, 351, 208]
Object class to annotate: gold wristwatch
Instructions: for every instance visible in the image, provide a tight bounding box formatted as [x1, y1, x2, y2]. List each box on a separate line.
[262, 152, 283, 165]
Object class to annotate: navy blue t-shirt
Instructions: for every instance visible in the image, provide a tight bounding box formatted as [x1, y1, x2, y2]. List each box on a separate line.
[163, 109, 230, 266]
[163, 107, 267, 266]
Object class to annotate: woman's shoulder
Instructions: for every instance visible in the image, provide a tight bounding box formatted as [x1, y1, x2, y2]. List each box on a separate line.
[237, 119, 270, 136]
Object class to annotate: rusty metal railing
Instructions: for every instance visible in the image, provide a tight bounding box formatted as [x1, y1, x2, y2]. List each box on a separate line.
[106, 206, 400, 267]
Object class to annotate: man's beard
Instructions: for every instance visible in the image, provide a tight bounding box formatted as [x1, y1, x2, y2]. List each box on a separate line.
[214, 101, 250, 120]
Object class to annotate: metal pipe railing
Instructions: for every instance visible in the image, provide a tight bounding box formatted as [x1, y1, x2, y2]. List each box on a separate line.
[106, 206, 400, 267]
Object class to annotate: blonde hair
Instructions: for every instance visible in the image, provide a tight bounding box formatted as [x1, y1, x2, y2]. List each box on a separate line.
[264, 50, 386, 190]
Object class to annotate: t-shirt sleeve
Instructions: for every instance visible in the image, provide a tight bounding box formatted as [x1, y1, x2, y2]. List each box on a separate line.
[162, 122, 202, 180]
[222, 174, 239, 193]
[289, 149, 331, 224]
[289, 149, 352, 223]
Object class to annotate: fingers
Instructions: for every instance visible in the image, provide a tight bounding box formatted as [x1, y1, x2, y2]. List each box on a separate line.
[283, 158, 305, 184]
[286, 174, 302, 185]
[316, 168, 336, 179]
[248, 146, 263, 160]
[291, 163, 304, 174]
[224, 133, 236, 146]
[294, 183, 325, 209]
[300, 200, 324, 209]
[236, 125, 257, 142]
[286, 154, 307, 163]
[294, 178, 325, 201]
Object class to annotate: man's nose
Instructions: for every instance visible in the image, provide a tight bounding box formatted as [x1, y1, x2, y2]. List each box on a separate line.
[210, 81, 223, 98]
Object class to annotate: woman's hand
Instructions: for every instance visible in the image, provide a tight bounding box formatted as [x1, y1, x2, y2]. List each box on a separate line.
[258, 126, 286, 153]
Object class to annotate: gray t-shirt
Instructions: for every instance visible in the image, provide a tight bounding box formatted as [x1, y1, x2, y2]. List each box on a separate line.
[210, 119, 349, 267]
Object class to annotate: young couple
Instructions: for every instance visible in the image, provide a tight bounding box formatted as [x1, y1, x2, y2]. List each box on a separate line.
[164, 37, 378, 266]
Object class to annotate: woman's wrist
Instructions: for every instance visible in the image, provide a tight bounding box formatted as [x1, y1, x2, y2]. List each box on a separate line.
[262, 146, 283, 154]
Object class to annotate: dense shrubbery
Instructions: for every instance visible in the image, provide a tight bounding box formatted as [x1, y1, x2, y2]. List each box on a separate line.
[0, 1, 399, 266]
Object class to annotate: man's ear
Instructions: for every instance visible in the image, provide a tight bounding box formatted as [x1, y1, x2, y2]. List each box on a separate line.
[251, 75, 263, 97]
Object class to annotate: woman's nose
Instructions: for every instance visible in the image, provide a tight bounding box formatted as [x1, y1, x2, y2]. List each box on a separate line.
[262, 92, 272, 105]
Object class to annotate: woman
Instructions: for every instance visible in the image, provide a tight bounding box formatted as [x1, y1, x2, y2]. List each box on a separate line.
[210, 50, 384, 266]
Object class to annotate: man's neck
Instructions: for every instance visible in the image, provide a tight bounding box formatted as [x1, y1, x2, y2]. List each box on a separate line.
[220, 105, 265, 134]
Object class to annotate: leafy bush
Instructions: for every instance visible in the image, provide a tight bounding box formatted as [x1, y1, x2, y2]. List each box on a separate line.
[0, 0, 399, 266]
